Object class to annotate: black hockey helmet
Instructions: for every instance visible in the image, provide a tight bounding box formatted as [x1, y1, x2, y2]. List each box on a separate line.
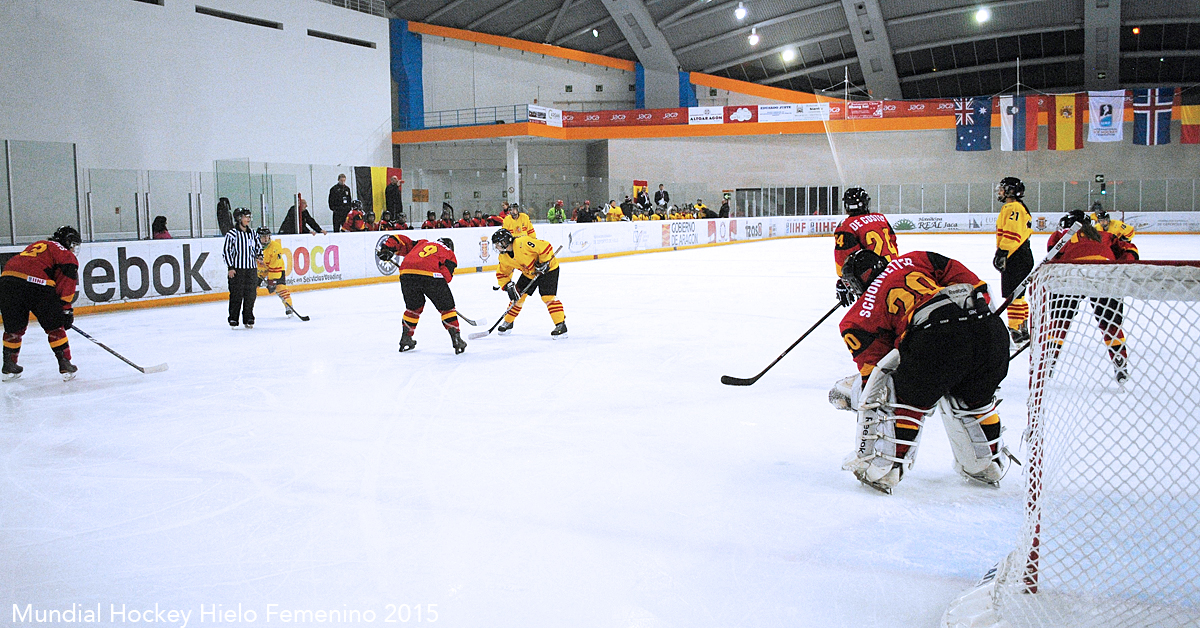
[1059, 209, 1090, 230]
[491, 228, 515, 249]
[427, 210, 436, 219]
[365, 210, 376, 222]
[841, 249, 889, 298]
[842, 187, 871, 216]
[351, 199, 363, 211]
[381, 210, 393, 222]
[1091, 201, 1109, 221]
[51, 225, 82, 251]
[508, 202, 520, 214]
[437, 237, 454, 252]
[255, 226, 272, 240]
[996, 176, 1025, 200]
[233, 207, 252, 220]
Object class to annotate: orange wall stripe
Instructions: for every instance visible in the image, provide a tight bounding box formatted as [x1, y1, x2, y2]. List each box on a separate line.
[688, 72, 824, 104]
[407, 21, 636, 72]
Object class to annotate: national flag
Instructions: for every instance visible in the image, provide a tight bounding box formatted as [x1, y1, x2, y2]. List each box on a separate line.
[1182, 89, 1200, 145]
[954, 97, 992, 151]
[353, 166, 404, 215]
[1087, 90, 1125, 142]
[1133, 87, 1175, 146]
[1046, 93, 1085, 150]
[999, 95, 1037, 151]
[632, 180, 648, 198]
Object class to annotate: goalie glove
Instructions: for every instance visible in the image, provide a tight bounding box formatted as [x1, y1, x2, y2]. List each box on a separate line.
[992, 249, 1007, 272]
[835, 279, 853, 308]
[503, 281, 520, 302]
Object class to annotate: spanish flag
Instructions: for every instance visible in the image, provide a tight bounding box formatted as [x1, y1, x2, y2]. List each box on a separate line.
[353, 166, 404, 214]
[632, 180, 648, 198]
[1046, 93, 1086, 151]
[1183, 89, 1200, 145]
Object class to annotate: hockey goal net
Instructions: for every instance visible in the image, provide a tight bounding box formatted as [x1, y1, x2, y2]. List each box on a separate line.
[943, 261, 1200, 628]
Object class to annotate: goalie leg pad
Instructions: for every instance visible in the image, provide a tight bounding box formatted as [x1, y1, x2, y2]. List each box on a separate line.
[842, 351, 931, 492]
[940, 396, 1007, 486]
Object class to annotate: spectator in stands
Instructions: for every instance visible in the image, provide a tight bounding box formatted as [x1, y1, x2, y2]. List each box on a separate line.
[151, 215, 172, 239]
[329, 174, 353, 233]
[547, 200, 566, 224]
[574, 200, 594, 222]
[385, 175, 403, 220]
[719, 198, 730, 218]
[279, 197, 326, 235]
[454, 210, 473, 228]
[654, 184, 670, 209]
[422, 211, 439, 229]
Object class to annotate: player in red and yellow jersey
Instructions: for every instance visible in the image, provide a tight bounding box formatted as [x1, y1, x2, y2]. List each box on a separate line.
[833, 187, 898, 306]
[993, 176, 1034, 343]
[490, 229, 566, 338]
[377, 234, 466, 354]
[1042, 209, 1140, 383]
[1090, 202, 1136, 242]
[838, 249, 1011, 493]
[255, 227, 298, 318]
[501, 203, 537, 238]
[0, 226, 82, 380]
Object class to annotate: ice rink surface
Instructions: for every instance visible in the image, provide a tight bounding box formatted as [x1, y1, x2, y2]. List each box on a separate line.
[3, 233, 1197, 628]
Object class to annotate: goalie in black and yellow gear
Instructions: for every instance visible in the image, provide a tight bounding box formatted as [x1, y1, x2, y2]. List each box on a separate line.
[256, 227, 297, 317]
[491, 229, 567, 338]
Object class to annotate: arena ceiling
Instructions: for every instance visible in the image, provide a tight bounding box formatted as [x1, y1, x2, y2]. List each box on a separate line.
[384, 0, 1200, 100]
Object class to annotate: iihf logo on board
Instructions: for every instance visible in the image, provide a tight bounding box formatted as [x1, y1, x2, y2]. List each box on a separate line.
[375, 235, 397, 275]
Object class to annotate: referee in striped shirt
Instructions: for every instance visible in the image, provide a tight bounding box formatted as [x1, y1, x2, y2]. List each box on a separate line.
[224, 208, 263, 328]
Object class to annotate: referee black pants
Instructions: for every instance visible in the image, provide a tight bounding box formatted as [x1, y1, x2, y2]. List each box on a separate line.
[228, 269, 258, 325]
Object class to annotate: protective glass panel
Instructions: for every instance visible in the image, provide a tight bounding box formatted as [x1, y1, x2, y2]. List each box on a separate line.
[9, 140, 77, 244]
[87, 169, 139, 242]
[0, 142, 10, 244]
[147, 170, 194, 238]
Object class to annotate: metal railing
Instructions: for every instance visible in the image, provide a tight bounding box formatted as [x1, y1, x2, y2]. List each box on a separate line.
[399, 105, 530, 131]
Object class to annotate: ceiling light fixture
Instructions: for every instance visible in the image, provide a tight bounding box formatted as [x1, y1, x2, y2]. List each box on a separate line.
[1132, 27, 1140, 35]
[748, 27, 759, 46]
[781, 48, 796, 62]
[734, 2, 747, 20]
[974, 7, 991, 23]
[592, 28, 599, 37]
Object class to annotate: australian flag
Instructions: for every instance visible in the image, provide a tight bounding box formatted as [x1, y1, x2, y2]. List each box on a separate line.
[1133, 87, 1175, 146]
[955, 97, 992, 151]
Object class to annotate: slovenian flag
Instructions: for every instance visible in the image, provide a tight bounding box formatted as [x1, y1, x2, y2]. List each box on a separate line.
[1000, 95, 1037, 151]
[1133, 87, 1175, 146]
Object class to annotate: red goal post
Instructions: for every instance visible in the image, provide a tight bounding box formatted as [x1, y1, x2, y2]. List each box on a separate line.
[943, 260, 1200, 628]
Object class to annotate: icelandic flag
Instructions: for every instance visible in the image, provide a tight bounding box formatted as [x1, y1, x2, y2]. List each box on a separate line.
[1000, 95, 1037, 151]
[1133, 87, 1175, 146]
[955, 97, 992, 151]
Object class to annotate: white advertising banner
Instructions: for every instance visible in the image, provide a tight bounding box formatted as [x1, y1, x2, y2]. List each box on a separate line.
[688, 106, 724, 125]
[3, 214, 1197, 309]
[795, 103, 831, 121]
[757, 104, 797, 123]
[527, 105, 563, 128]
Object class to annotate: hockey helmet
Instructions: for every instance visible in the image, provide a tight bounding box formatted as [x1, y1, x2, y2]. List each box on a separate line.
[1059, 209, 1090, 230]
[255, 226, 272, 241]
[841, 249, 889, 298]
[1092, 201, 1109, 222]
[508, 202, 520, 214]
[996, 177, 1025, 200]
[437, 237, 455, 252]
[842, 187, 871, 216]
[233, 207, 252, 221]
[490, 228, 515, 250]
[351, 199, 363, 211]
[427, 211, 436, 219]
[51, 225, 82, 252]
[365, 210, 376, 223]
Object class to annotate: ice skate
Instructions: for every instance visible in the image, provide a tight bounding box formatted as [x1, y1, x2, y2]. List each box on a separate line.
[550, 322, 568, 339]
[497, 321, 514, 336]
[398, 330, 417, 352]
[57, 355, 78, 381]
[2, 359, 22, 382]
[449, 329, 467, 355]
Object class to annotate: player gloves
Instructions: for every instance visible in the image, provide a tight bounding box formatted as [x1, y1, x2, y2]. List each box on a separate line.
[377, 246, 395, 262]
[835, 279, 853, 307]
[503, 282, 521, 302]
[992, 249, 1008, 272]
[535, 261, 550, 275]
[62, 308, 74, 328]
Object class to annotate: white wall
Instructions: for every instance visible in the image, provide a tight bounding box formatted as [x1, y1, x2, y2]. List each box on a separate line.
[0, 0, 392, 171]
[420, 36, 635, 113]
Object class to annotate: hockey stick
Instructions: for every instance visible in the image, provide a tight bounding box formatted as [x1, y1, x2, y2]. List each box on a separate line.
[468, 245, 562, 340]
[992, 222, 1082, 318]
[70, 325, 168, 374]
[457, 312, 477, 327]
[284, 303, 310, 322]
[1010, 341, 1030, 361]
[720, 302, 842, 386]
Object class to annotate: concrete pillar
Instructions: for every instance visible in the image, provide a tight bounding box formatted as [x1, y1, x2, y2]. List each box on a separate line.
[506, 138, 520, 205]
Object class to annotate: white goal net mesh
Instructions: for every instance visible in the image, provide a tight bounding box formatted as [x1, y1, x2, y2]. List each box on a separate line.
[945, 261, 1200, 628]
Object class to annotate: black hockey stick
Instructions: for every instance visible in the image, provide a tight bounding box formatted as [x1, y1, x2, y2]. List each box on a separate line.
[721, 302, 842, 386]
[457, 312, 478, 326]
[70, 325, 168, 374]
[284, 303, 310, 322]
[468, 245, 563, 340]
[1010, 341, 1030, 361]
